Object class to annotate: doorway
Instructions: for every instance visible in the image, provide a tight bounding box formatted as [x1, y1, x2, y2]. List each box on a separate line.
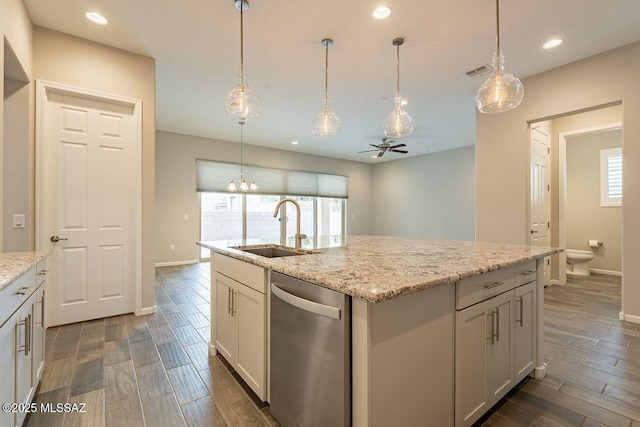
[35, 81, 143, 326]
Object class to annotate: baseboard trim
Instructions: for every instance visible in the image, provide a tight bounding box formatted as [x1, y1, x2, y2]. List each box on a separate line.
[619, 312, 640, 324]
[590, 268, 622, 277]
[137, 305, 157, 316]
[155, 259, 199, 267]
[550, 279, 561, 286]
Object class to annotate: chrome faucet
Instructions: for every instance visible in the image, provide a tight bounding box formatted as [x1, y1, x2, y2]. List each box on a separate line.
[273, 198, 307, 249]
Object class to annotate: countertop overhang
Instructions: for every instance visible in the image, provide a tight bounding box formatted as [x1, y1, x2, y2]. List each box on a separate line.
[198, 236, 562, 303]
[0, 251, 50, 292]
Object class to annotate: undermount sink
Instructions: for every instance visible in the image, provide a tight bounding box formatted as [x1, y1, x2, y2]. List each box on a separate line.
[233, 246, 309, 258]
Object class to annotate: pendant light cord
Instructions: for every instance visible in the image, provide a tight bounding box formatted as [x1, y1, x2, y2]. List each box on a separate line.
[240, 122, 244, 174]
[495, 0, 501, 52]
[240, 3, 244, 71]
[324, 44, 329, 106]
[396, 43, 400, 93]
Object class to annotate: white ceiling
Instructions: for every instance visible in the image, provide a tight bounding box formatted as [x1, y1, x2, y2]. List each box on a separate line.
[25, 0, 640, 163]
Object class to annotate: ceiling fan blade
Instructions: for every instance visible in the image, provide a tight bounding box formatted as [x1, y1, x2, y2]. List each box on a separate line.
[391, 150, 408, 154]
[369, 144, 380, 148]
[389, 143, 406, 149]
[377, 151, 384, 157]
[358, 149, 379, 153]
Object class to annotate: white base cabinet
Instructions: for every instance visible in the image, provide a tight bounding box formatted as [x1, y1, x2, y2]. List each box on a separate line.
[212, 254, 267, 401]
[0, 258, 47, 427]
[455, 263, 537, 427]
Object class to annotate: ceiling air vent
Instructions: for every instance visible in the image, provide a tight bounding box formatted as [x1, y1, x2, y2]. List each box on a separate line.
[464, 64, 493, 79]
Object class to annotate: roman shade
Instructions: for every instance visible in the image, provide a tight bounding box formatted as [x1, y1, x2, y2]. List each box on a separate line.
[196, 159, 348, 198]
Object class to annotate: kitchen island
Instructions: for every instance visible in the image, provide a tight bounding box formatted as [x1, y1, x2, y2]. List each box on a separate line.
[198, 236, 560, 427]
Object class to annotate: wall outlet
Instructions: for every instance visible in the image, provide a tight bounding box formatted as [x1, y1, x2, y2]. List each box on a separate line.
[12, 214, 26, 229]
[170, 244, 175, 251]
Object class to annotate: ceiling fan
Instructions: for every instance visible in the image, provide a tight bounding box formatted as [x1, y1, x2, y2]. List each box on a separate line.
[358, 137, 408, 157]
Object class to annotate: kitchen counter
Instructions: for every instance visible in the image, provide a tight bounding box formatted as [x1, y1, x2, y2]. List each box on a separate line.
[0, 251, 50, 292]
[198, 235, 560, 303]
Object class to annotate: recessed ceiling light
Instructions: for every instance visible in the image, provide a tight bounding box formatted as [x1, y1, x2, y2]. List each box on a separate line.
[543, 38, 563, 49]
[85, 12, 108, 25]
[372, 7, 391, 20]
[291, 140, 299, 145]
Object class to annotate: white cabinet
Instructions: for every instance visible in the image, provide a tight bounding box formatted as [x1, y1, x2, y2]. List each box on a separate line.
[514, 281, 536, 382]
[455, 264, 536, 427]
[0, 258, 47, 427]
[212, 254, 267, 401]
[0, 311, 18, 427]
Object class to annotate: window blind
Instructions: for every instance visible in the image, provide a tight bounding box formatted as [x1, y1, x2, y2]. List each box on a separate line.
[607, 155, 622, 198]
[196, 159, 348, 198]
[600, 147, 622, 207]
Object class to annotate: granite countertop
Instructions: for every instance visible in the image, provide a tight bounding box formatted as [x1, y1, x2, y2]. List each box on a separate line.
[198, 235, 562, 303]
[0, 252, 50, 292]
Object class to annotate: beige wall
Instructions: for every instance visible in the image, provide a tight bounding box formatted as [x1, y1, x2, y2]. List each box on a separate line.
[566, 130, 622, 272]
[371, 146, 475, 240]
[476, 42, 640, 320]
[34, 27, 157, 310]
[1, 0, 34, 250]
[156, 131, 373, 264]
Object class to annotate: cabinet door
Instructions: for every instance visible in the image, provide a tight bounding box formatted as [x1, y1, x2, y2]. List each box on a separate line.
[486, 290, 515, 406]
[235, 283, 266, 401]
[16, 294, 35, 427]
[514, 282, 536, 382]
[213, 273, 237, 363]
[33, 286, 46, 383]
[0, 311, 18, 427]
[455, 298, 491, 427]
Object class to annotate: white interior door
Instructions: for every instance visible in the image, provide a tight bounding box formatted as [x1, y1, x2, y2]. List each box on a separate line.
[43, 91, 136, 326]
[530, 126, 551, 285]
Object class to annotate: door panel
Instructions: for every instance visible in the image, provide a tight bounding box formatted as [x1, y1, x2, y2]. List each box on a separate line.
[530, 127, 551, 285]
[486, 290, 515, 405]
[46, 92, 135, 326]
[214, 273, 237, 363]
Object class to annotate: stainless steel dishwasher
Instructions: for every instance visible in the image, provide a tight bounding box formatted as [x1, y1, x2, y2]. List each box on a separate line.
[270, 271, 351, 427]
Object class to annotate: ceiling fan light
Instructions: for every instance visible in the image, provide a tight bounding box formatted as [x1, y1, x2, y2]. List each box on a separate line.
[383, 93, 414, 138]
[312, 104, 342, 137]
[476, 50, 524, 113]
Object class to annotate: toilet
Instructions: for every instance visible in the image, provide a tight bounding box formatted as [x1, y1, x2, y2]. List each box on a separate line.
[566, 249, 595, 276]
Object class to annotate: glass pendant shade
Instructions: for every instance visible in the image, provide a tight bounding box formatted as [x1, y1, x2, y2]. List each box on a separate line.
[383, 38, 413, 139]
[476, 50, 524, 113]
[311, 39, 341, 137]
[312, 100, 341, 137]
[225, 66, 262, 123]
[383, 92, 414, 138]
[475, 0, 524, 114]
[228, 180, 237, 191]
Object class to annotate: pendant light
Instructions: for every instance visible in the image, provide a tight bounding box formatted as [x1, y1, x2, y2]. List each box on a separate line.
[383, 38, 413, 139]
[311, 39, 341, 137]
[228, 121, 258, 192]
[475, 0, 524, 114]
[225, 0, 262, 123]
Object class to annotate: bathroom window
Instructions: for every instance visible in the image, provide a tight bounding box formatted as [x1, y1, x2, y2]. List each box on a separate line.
[600, 147, 622, 207]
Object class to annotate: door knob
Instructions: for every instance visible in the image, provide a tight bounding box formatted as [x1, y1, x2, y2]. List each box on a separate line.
[50, 235, 68, 242]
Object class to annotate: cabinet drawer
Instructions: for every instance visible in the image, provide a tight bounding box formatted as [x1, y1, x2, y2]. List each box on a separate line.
[456, 267, 514, 310]
[36, 259, 48, 287]
[214, 253, 266, 294]
[0, 267, 36, 328]
[514, 260, 537, 287]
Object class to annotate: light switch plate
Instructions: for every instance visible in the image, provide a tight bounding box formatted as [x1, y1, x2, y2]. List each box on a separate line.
[12, 214, 26, 229]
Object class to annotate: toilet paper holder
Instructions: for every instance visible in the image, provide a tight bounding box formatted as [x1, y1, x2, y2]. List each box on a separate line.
[588, 240, 603, 247]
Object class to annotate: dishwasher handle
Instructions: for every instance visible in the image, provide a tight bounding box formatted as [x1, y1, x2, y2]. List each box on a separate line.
[271, 283, 341, 320]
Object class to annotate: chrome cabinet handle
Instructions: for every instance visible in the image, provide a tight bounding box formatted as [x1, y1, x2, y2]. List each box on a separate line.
[231, 290, 235, 317]
[25, 314, 31, 356]
[42, 291, 46, 326]
[487, 310, 495, 345]
[50, 235, 68, 242]
[516, 297, 524, 326]
[484, 281, 503, 290]
[228, 287, 232, 315]
[495, 308, 500, 342]
[38, 270, 48, 275]
[520, 270, 536, 276]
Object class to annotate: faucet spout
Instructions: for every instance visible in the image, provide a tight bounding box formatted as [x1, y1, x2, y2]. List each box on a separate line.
[273, 198, 307, 249]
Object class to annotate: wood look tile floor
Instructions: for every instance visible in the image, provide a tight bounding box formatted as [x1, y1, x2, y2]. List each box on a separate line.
[478, 273, 640, 427]
[27, 266, 638, 427]
[26, 263, 278, 427]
